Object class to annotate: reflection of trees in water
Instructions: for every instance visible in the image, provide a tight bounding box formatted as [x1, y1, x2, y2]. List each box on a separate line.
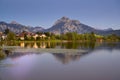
[1, 41, 120, 50]
[61, 42, 96, 49]
[0, 41, 19, 46]
[0, 42, 120, 60]
[2, 50, 42, 60]
[0, 49, 13, 60]
[6, 52, 34, 60]
[95, 42, 120, 50]
[19, 42, 61, 48]
[61, 42, 79, 49]
[0, 49, 28, 60]
[18, 42, 96, 49]
[0, 50, 6, 59]
[107, 42, 120, 48]
[52, 52, 88, 64]
[79, 42, 95, 49]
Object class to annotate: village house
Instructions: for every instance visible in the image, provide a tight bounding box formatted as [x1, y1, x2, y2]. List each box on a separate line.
[17, 31, 33, 40]
[18, 32, 25, 40]
[2, 34, 7, 40]
[17, 31, 47, 41]
[39, 34, 46, 39]
[0, 32, 7, 40]
[32, 34, 39, 40]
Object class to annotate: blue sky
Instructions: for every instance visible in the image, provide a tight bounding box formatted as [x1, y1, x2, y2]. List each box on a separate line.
[0, 0, 120, 29]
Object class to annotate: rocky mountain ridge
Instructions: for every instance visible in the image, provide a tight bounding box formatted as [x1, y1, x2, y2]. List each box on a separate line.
[0, 17, 120, 35]
[45, 17, 120, 35]
[0, 21, 44, 33]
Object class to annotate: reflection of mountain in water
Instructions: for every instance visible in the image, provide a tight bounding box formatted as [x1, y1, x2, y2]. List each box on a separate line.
[2, 49, 90, 63]
[52, 52, 89, 64]
[1, 42, 120, 61]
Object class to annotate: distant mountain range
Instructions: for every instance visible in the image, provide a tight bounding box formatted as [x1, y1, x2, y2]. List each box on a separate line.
[0, 17, 120, 35]
[45, 17, 120, 35]
[0, 21, 44, 33]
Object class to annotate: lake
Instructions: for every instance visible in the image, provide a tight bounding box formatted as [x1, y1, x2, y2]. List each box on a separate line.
[0, 42, 120, 80]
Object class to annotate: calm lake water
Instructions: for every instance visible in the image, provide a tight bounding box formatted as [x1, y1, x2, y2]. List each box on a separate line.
[0, 42, 120, 80]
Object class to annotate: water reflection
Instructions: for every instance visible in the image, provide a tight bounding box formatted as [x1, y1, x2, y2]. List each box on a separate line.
[20, 42, 48, 48]
[0, 42, 120, 80]
[1, 51, 87, 64]
[0, 41, 112, 49]
[52, 52, 88, 64]
[16, 42, 120, 49]
[0, 50, 6, 60]
[0, 42, 120, 60]
[20, 42, 25, 48]
[1, 41, 97, 49]
[1, 42, 120, 64]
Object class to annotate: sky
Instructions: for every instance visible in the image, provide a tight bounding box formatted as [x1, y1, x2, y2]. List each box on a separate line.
[0, 0, 120, 29]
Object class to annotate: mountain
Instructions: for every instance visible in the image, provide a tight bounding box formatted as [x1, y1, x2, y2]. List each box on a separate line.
[103, 28, 113, 31]
[0, 21, 44, 33]
[0, 21, 27, 33]
[0, 17, 120, 36]
[31, 26, 45, 32]
[46, 17, 120, 35]
[46, 17, 96, 34]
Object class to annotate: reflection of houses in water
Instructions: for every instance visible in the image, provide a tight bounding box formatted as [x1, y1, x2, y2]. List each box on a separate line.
[40, 42, 46, 48]
[26, 43, 32, 48]
[20, 42, 25, 47]
[52, 52, 88, 64]
[47, 42, 51, 48]
[19, 42, 47, 48]
[33, 43, 38, 48]
[18, 42, 62, 49]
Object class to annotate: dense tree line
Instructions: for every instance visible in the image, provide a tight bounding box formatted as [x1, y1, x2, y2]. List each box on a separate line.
[1, 29, 120, 42]
[60, 32, 96, 41]
[104, 34, 120, 42]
